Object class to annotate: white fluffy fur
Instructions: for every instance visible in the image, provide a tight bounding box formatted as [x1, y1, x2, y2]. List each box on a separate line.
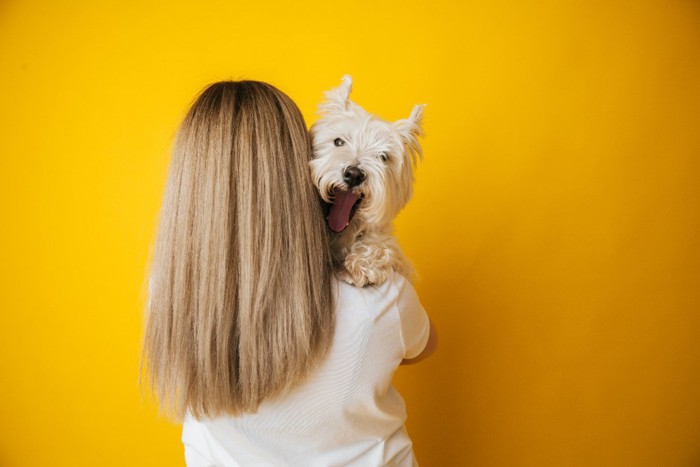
[309, 75, 425, 287]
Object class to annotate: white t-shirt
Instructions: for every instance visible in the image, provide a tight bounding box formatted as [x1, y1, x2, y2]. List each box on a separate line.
[181, 269, 431, 467]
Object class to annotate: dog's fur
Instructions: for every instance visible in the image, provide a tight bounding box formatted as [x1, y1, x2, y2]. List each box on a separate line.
[309, 76, 425, 287]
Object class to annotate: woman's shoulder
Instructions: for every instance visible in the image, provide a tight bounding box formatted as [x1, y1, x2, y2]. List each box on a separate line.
[331, 269, 413, 312]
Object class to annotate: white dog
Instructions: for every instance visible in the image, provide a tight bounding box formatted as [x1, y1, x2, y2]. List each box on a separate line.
[309, 76, 425, 287]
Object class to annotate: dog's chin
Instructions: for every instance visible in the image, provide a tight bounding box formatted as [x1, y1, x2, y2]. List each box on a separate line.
[323, 188, 364, 233]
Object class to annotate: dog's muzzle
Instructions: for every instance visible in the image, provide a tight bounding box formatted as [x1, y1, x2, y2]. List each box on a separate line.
[343, 166, 366, 188]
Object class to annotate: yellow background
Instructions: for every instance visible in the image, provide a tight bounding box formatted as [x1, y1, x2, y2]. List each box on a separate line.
[1, 0, 699, 465]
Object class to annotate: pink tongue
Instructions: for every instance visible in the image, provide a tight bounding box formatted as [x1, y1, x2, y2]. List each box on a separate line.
[328, 189, 360, 233]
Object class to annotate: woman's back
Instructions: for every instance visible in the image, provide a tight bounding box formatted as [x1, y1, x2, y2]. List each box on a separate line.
[182, 270, 430, 467]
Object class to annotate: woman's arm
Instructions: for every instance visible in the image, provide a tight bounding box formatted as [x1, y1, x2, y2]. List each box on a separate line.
[400, 318, 437, 365]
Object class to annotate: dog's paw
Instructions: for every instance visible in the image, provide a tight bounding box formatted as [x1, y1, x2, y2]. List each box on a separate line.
[342, 247, 394, 287]
[338, 269, 380, 288]
[338, 269, 365, 287]
[340, 263, 391, 288]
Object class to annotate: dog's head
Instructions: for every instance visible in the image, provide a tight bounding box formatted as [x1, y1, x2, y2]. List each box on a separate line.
[309, 75, 425, 233]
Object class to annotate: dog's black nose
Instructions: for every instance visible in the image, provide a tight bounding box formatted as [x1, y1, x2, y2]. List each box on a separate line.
[343, 166, 366, 188]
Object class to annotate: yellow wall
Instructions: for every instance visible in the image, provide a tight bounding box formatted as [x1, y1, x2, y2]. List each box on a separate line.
[1, 0, 699, 465]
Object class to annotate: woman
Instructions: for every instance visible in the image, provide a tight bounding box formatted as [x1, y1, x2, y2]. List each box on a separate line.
[141, 80, 436, 466]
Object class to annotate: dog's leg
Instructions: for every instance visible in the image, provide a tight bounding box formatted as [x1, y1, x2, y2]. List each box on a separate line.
[340, 233, 414, 287]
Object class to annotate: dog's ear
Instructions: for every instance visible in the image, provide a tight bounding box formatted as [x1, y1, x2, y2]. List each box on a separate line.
[318, 75, 353, 114]
[394, 104, 426, 166]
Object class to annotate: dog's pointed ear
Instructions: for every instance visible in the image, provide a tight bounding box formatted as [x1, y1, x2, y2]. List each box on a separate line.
[318, 75, 353, 114]
[394, 104, 426, 166]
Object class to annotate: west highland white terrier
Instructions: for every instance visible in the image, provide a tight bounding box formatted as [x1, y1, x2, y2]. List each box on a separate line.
[309, 75, 425, 287]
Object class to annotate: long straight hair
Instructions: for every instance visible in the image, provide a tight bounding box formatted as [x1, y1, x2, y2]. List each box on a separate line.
[140, 80, 334, 421]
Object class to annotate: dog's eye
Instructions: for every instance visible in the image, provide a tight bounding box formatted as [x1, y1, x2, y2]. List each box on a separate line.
[379, 152, 389, 162]
[334, 138, 345, 147]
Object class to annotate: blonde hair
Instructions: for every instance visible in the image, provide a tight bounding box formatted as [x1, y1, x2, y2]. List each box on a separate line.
[140, 80, 334, 421]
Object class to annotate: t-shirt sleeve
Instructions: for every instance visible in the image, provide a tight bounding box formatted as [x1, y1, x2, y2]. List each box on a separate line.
[184, 445, 217, 467]
[394, 272, 430, 359]
[182, 417, 217, 467]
